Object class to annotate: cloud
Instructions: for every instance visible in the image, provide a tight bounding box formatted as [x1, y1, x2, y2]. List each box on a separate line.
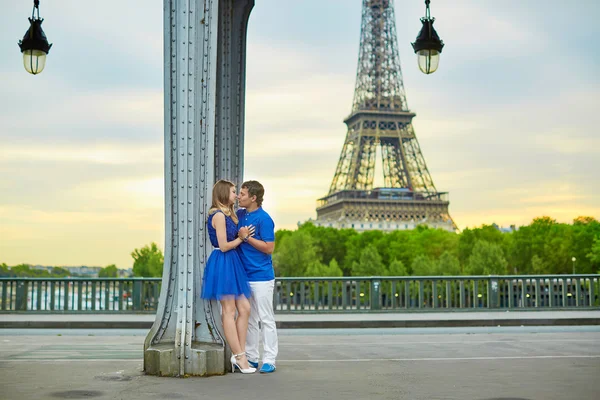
[0, 143, 163, 165]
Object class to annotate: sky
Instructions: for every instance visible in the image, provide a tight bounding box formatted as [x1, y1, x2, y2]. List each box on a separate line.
[1, 0, 599, 269]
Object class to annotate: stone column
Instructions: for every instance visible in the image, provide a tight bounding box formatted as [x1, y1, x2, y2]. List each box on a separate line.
[143, 0, 254, 377]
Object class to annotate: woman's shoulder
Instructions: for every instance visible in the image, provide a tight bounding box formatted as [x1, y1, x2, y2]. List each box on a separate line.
[207, 209, 225, 222]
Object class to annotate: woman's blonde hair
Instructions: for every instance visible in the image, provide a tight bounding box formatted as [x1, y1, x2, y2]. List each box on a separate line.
[208, 179, 238, 224]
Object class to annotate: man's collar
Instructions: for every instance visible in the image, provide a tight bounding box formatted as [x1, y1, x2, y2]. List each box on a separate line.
[244, 205, 260, 214]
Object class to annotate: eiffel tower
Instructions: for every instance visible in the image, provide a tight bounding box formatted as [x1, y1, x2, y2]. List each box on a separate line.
[315, 0, 455, 232]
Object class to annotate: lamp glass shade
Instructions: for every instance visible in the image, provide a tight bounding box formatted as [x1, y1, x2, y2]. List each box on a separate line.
[417, 49, 439, 75]
[23, 49, 47, 75]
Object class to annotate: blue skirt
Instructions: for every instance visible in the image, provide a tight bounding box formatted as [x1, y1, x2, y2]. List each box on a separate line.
[201, 248, 252, 300]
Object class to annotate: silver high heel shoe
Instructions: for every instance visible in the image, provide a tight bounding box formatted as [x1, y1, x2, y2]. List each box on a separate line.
[230, 352, 256, 374]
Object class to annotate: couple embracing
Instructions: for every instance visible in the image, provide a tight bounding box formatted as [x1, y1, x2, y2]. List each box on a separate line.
[201, 180, 278, 374]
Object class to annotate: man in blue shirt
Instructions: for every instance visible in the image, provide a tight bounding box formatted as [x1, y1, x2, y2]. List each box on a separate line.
[236, 180, 278, 373]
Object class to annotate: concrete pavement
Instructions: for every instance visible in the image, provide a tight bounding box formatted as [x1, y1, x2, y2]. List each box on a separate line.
[1, 310, 599, 329]
[1, 326, 599, 399]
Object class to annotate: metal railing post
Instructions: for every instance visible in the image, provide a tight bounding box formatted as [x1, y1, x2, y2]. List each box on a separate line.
[133, 280, 143, 311]
[15, 280, 28, 311]
[370, 279, 381, 310]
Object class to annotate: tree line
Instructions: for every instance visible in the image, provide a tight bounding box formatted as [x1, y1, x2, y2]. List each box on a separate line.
[3, 216, 599, 278]
[0, 263, 120, 278]
[273, 216, 600, 277]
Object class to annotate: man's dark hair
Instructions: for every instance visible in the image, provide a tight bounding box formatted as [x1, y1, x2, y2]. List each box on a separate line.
[242, 180, 264, 207]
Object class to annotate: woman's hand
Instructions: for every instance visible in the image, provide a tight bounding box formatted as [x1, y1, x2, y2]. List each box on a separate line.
[238, 225, 256, 241]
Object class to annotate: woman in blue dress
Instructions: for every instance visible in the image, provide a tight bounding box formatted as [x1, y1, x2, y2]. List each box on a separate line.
[202, 179, 256, 374]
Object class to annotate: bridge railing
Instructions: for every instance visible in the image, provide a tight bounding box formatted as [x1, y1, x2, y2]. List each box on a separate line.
[1, 275, 598, 313]
[0, 278, 161, 312]
[274, 275, 600, 312]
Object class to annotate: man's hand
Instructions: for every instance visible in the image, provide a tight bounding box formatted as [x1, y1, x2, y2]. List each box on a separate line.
[238, 225, 255, 241]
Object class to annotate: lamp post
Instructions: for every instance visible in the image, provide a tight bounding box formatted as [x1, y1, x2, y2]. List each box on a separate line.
[18, 0, 52, 75]
[572, 256, 576, 274]
[411, 0, 444, 74]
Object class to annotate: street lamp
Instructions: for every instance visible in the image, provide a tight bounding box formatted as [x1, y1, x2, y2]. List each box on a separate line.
[572, 256, 576, 274]
[411, 0, 444, 74]
[18, 0, 52, 75]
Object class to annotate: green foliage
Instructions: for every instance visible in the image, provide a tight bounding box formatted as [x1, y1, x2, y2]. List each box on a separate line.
[344, 230, 386, 275]
[411, 254, 436, 276]
[273, 230, 320, 277]
[270, 216, 600, 277]
[531, 255, 546, 274]
[588, 236, 600, 266]
[99, 264, 119, 278]
[386, 259, 408, 276]
[468, 241, 508, 275]
[8, 215, 598, 279]
[305, 259, 343, 277]
[0, 263, 71, 277]
[458, 225, 505, 266]
[274, 229, 293, 253]
[50, 267, 70, 277]
[131, 242, 164, 277]
[352, 245, 385, 276]
[437, 251, 461, 276]
[297, 223, 358, 268]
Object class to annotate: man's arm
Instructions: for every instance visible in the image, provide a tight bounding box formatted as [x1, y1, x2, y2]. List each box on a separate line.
[246, 237, 274, 254]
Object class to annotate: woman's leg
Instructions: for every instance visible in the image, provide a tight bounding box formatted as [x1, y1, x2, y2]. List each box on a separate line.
[220, 298, 249, 369]
[235, 296, 251, 355]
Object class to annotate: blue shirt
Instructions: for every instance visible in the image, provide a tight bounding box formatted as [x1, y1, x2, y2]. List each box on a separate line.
[236, 207, 275, 281]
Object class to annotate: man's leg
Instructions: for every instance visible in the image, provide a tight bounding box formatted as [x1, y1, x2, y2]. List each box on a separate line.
[245, 282, 261, 365]
[255, 279, 278, 366]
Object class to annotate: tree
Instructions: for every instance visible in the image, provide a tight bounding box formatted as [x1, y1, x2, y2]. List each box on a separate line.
[531, 255, 546, 274]
[305, 259, 343, 277]
[436, 251, 461, 276]
[411, 254, 436, 276]
[273, 231, 320, 277]
[131, 243, 164, 277]
[587, 236, 600, 266]
[50, 267, 70, 277]
[344, 230, 385, 275]
[458, 225, 506, 266]
[572, 217, 600, 273]
[297, 223, 358, 269]
[274, 229, 293, 253]
[380, 230, 418, 271]
[99, 264, 119, 278]
[467, 241, 508, 275]
[416, 226, 459, 260]
[386, 259, 408, 276]
[9, 264, 50, 277]
[351, 245, 385, 276]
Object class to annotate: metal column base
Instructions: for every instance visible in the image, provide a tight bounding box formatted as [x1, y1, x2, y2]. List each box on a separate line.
[144, 342, 225, 377]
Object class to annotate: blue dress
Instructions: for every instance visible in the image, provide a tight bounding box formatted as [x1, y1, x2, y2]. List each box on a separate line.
[201, 211, 252, 300]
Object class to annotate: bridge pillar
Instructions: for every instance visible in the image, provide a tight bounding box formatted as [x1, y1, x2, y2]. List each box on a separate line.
[143, 0, 254, 377]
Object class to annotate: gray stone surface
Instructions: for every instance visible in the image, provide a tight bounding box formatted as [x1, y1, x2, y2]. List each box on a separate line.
[1, 310, 599, 329]
[1, 327, 599, 399]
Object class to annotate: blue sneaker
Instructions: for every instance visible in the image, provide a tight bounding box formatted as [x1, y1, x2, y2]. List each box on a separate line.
[248, 360, 259, 368]
[259, 363, 276, 373]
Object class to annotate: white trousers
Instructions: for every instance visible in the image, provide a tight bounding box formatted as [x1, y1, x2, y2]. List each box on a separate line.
[246, 279, 278, 365]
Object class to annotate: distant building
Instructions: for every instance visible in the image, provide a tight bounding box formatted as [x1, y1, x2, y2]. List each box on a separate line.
[118, 268, 133, 278]
[492, 223, 518, 233]
[67, 266, 102, 277]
